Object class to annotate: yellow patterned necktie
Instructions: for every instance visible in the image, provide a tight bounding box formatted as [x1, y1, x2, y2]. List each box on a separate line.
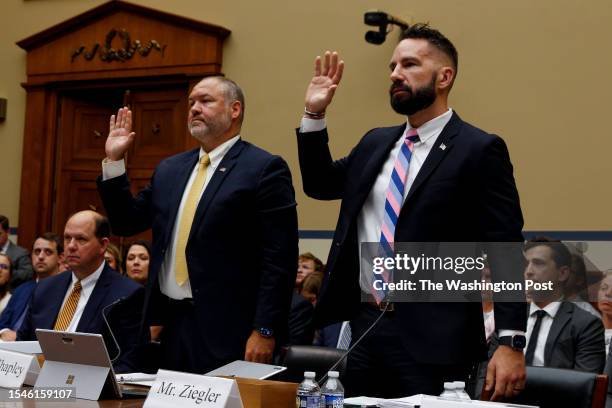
[54, 280, 82, 331]
[175, 154, 210, 286]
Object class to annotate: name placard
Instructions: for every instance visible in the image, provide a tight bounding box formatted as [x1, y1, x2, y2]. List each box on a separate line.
[144, 369, 243, 408]
[0, 349, 40, 388]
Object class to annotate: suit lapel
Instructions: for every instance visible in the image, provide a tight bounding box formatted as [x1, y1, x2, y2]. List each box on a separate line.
[544, 302, 572, 365]
[347, 126, 405, 221]
[189, 140, 245, 241]
[43, 273, 72, 329]
[404, 112, 461, 205]
[163, 149, 200, 248]
[76, 265, 112, 332]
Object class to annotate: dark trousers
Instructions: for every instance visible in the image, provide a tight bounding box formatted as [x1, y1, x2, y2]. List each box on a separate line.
[344, 304, 474, 399]
[159, 299, 235, 374]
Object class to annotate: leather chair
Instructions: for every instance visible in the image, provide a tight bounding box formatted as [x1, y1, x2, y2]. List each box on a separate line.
[278, 345, 347, 383]
[480, 366, 608, 408]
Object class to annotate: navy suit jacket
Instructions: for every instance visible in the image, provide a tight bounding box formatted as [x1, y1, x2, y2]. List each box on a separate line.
[314, 322, 343, 348]
[17, 264, 145, 373]
[0, 280, 36, 330]
[297, 112, 527, 365]
[97, 140, 298, 367]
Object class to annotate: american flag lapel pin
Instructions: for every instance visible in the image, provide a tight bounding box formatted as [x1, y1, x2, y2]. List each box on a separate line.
[219, 167, 226, 172]
[439, 143, 447, 151]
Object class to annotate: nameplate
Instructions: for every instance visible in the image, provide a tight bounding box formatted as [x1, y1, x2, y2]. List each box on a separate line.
[144, 369, 243, 408]
[0, 349, 39, 388]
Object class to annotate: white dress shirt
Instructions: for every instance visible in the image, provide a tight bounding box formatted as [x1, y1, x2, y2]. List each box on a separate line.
[525, 301, 562, 366]
[60, 260, 105, 333]
[102, 135, 240, 299]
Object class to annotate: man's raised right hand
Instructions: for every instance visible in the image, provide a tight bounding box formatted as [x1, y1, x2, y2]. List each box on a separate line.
[105, 106, 136, 161]
[304, 51, 344, 115]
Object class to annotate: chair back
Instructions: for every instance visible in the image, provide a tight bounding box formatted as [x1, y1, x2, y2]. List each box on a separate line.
[279, 345, 347, 384]
[480, 366, 608, 408]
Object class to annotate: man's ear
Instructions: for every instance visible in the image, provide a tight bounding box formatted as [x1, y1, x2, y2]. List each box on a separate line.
[559, 265, 571, 283]
[231, 100, 242, 121]
[437, 66, 455, 91]
[100, 237, 110, 254]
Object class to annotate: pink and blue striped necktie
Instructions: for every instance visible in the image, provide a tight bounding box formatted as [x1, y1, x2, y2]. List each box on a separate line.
[375, 128, 419, 302]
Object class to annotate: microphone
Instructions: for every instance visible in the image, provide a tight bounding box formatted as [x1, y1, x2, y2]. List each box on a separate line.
[316, 302, 390, 385]
[102, 297, 125, 364]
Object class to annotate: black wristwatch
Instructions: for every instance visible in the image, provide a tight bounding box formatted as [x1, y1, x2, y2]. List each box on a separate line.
[256, 327, 274, 338]
[498, 335, 527, 351]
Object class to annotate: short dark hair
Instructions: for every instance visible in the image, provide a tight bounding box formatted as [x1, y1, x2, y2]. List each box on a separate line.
[122, 240, 151, 274]
[524, 237, 572, 269]
[93, 214, 111, 240]
[0, 215, 8, 232]
[400, 23, 458, 75]
[207, 76, 246, 125]
[37, 232, 63, 255]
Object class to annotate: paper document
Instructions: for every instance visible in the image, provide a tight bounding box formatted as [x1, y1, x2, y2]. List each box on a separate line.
[0, 341, 41, 354]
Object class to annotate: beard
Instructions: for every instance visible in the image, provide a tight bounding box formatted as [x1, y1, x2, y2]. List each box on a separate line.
[188, 112, 232, 143]
[389, 72, 437, 115]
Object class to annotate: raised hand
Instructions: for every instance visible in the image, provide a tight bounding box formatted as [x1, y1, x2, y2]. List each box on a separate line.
[106, 107, 135, 161]
[304, 51, 344, 115]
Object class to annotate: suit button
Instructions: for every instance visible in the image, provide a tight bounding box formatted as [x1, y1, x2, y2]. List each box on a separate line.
[335, 242, 341, 247]
[194, 289, 199, 294]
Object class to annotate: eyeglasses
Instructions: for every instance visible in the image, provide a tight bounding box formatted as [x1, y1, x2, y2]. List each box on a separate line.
[0, 264, 8, 270]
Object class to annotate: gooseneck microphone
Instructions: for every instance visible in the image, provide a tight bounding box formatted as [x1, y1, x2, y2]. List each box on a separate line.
[102, 297, 125, 364]
[316, 302, 390, 385]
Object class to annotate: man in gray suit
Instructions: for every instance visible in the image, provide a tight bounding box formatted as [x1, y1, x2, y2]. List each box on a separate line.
[0, 215, 33, 289]
[523, 238, 605, 373]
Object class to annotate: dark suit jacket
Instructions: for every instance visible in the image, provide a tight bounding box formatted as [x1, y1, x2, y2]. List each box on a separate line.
[17, 265, 146, 373]
[541, 301, 605, 373]
[0, 279, 36, 330]
[5, 241, 33, 289]
[97, 140, 298, 366]
[297, 112, 527, 365]
[288, 292, 315, 345]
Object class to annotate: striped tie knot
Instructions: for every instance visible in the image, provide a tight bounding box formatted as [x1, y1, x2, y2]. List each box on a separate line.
[405, 128, 419, 144]
[200, 154, 211, 167]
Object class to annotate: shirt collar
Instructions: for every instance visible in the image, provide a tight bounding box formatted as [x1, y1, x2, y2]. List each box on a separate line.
[406, 108, 453, 144]
[529, 299, 563, 318]
[71, 260, 105, 289]
[199, 135, 240, 170]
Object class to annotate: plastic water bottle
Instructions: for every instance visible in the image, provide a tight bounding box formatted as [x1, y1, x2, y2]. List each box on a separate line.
[453, 381, 471, 400]
[296, 371, 321, 408]
[439, 382, 458, 400]
[320, 371, 344, 408]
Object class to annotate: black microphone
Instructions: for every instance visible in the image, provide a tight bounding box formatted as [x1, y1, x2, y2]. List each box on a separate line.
[316, 302, 390, 385]
[102, 297, 125, 364]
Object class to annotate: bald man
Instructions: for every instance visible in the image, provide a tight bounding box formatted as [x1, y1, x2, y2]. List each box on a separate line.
[17, 211, 146, 373]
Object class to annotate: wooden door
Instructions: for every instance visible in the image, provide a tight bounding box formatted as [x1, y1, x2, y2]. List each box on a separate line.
[53, 82, 191, 248]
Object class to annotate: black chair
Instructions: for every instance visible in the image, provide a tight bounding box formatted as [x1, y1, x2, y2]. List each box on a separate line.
[278, 345, 347, 383]
[481, 366, 608, 408]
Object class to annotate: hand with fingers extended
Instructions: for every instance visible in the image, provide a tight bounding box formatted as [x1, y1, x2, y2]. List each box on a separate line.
[106, 106, 136, 161]
[304, 51, 344, 116]
[485, 345, 526, 401]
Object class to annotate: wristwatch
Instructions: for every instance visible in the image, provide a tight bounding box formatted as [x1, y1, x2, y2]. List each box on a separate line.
[498, 335, 527, 351]
[256, 327, 274, 338]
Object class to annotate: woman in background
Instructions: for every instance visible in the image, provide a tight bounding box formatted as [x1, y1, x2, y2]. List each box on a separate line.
[124, 240, 151, 285]
[104, 243, 122, 273]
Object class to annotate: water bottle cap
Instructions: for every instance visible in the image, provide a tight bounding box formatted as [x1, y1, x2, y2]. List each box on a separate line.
[443, 382, 455, 389]
[304, 371, 316, 378]
[328, 371, 339, 378]
[453, 381, 465, 388]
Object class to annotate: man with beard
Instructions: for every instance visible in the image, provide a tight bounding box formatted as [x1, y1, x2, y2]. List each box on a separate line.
[97, 76, 297, 373]
[296, 24, 526, 399]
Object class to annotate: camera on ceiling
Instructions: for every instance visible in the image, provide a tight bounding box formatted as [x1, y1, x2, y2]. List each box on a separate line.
[364, 10, 409, 45]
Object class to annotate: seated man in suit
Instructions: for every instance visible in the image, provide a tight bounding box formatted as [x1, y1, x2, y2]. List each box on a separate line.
[523, 237, 605, 373]
[0, 215, 33, 289]
[0, 232, 63, 341]
[16, 210, 146, 373]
